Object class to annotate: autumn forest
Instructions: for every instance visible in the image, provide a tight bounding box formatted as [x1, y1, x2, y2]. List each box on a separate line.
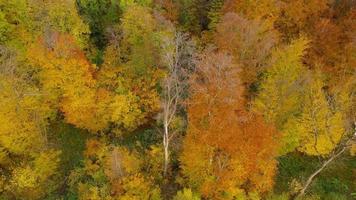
[0, 0, 355, 199]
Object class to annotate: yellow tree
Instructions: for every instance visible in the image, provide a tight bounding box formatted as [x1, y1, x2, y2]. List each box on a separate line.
[292, 74, 355, 198]
[0, 47, 60, 199]
[28, 30, 160, 135]
[253, 38, 309, 154]
[254, 37, 347, 156]
[27, 33, 102, 131]
[69, 139, 161, 200]
[95, 3, 166, 134]
[286, 72, 344, 156]
[97, 55, 162, 135]
[223, 0, 281, 27]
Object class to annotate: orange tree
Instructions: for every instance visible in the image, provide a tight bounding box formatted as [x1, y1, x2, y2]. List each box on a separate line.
[180, 49, 279, 199]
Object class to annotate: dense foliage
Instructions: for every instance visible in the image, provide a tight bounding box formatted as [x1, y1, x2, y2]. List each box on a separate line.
[0, 0, 355, 199]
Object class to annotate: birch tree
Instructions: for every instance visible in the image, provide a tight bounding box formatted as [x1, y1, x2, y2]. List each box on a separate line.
[160, 31, 194, 177]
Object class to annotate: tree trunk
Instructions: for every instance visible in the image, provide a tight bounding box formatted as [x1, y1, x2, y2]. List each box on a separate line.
[163, 122, 169, 177]
[294, 145, 348, 199]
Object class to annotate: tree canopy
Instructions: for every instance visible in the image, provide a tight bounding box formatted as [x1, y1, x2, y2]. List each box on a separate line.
[0, 0, 354, 199]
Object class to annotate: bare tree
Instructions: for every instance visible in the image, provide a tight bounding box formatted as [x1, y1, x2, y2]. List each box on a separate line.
[160, 31, 194, 177]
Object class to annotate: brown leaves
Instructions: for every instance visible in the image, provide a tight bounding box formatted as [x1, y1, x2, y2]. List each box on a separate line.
[215, 12, 278, 87]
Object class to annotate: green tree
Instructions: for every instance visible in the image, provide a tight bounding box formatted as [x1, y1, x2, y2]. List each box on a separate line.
[76, 0, 121, 52]
[0, 0, 89, 49]
[173, 188, 201, 200]
[120, 4, 160, 75]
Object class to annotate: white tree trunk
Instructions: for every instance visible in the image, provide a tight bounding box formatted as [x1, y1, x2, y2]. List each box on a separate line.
[159, 31, 193, 178]
[295, 147, 346, 199]
[295, 132, 355, 199]
[163, 122, 169, 177]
